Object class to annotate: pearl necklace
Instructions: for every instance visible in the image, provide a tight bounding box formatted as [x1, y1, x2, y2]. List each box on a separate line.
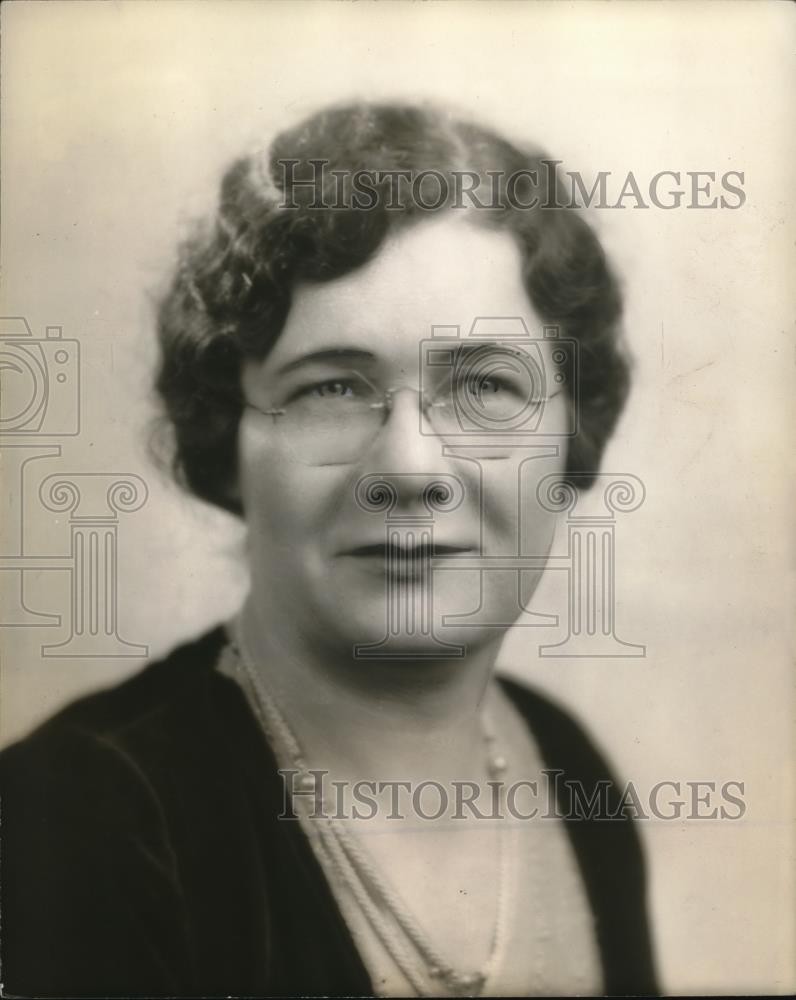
[226, 630, 516, 998]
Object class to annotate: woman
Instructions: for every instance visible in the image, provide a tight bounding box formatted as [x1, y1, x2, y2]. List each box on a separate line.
[1, 102, 658, 996]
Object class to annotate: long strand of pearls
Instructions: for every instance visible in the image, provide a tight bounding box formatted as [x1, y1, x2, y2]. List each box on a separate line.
[227, 632, 515, 998]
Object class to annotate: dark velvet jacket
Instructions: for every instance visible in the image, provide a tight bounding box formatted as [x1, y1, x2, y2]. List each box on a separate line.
[0, 628, 658, 997]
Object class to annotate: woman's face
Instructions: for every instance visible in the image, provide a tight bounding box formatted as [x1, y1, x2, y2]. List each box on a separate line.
[238, 215, 568, 659]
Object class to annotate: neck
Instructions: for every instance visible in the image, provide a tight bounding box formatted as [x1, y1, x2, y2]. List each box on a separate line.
[237, 596, 504, 781]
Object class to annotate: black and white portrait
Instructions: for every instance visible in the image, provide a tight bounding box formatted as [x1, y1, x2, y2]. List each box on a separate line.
[1, 2, 793, 996]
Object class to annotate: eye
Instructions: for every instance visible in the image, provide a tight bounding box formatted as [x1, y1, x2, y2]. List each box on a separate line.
[309, 380, 355, 399]
[286, 373, 375, 407]
[467, 376, 502, 395]
[460, 373, 509, 398]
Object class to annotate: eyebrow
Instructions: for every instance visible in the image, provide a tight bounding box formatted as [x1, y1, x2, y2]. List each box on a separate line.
[455, 341, 531, 358]
[273, 340, 544, 377]
[275, 348, 377, 376]
[446, 341, 550, 367]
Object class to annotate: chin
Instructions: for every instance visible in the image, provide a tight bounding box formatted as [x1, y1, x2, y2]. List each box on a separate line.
[316, 571, 515, 662]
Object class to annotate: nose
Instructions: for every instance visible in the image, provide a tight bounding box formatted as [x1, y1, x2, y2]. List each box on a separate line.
[355, 470, 465, 520]
[363, 386, 446, 476]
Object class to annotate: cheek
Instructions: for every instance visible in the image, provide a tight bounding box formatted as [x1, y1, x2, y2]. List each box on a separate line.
[237, 421, 353, 548]
[480, 449, 567, 549]
[525, 454, 568, 555]
[238, 425, 308, 546]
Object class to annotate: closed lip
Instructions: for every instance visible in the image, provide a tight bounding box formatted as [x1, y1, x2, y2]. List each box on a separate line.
[340, 542, 477, 558]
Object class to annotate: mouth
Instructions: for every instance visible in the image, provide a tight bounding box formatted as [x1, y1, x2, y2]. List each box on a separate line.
[340, 541, 476, 578]
[342, 542, 475, 559]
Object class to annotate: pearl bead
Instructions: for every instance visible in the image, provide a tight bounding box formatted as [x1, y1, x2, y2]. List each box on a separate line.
[451, 971, 484, 994]
[490, 753, 508, 774]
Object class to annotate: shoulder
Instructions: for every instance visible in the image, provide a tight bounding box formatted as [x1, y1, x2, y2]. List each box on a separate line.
[498, 673, 619, 783]
[0, 626, 241, 824]
[498, 672, 643, 839]
[2, 627, 228, 765]
[0, 628, 236, 996]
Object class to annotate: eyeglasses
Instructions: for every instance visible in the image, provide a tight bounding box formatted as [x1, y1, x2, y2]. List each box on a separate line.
[245, 362, 564, 467]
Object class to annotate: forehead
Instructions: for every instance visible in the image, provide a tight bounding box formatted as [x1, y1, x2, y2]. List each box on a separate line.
[257, 216, 547, 374]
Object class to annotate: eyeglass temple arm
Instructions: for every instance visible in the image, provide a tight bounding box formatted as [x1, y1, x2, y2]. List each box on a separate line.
[246, 403, 287, 418]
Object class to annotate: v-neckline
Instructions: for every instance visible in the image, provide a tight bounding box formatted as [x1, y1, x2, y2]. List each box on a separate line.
[210, 650, 602, 995]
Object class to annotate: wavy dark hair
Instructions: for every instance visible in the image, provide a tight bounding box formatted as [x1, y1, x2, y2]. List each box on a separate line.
[154, 101, 630, 514]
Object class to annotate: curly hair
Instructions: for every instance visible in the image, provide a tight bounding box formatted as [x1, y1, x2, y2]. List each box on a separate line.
[154, 101, 630, 514]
